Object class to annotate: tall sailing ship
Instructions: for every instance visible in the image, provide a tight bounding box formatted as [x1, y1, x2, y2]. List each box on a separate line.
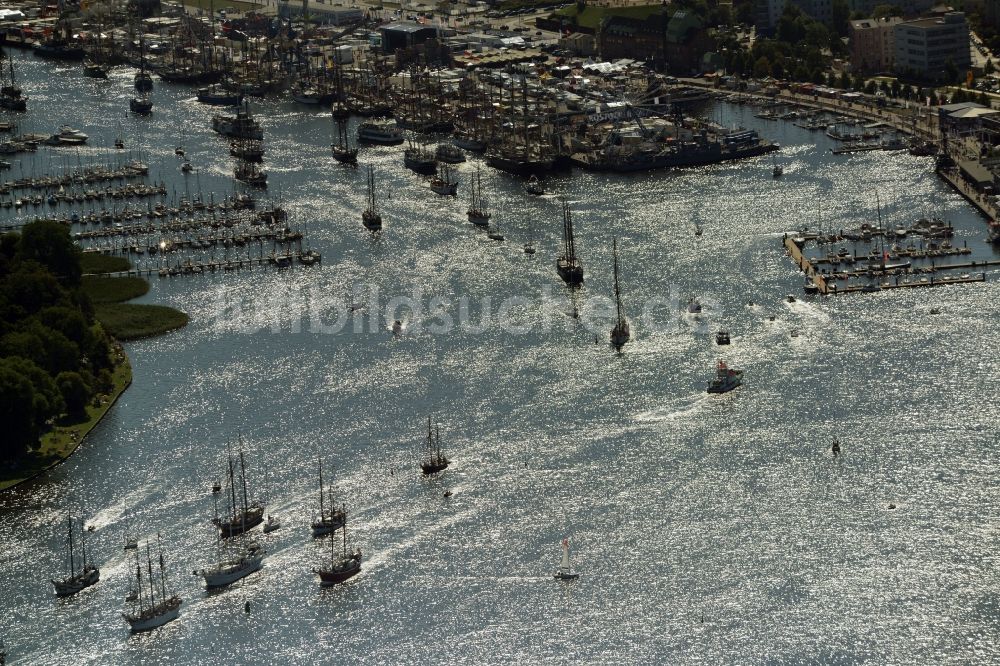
[313, 513, 361, 586]
[420, 416, 449, 475]
[557, 200, 583, 286]
[212, 438, 265, 538]
[194, 541, 264, 589]
[0, 57, 27, 112]
[466, 166, 490, 227]
[331, 113, 358, 166]
[123, 535, 182, 633]
[610, 237, 630, 349]
[311, 459, 346, 537]
[51, 515, 100, 597]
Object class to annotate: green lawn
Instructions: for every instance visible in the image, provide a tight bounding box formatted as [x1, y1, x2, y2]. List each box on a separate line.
[80, 253, 131, 274]
[0, 352, 132, 492]
[95, 303, 189, 340]
[82, 276, 150, 304]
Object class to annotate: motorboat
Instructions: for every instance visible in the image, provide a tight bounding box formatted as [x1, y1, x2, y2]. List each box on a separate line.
[707, 360, 742, 394]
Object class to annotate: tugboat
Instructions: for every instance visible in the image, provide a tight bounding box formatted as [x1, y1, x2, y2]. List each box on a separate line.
[430, 164, 458, 195]
[51, 516, 100, 597]
[311, 459, 346, 537]
[123, 534, 182, 633]
[609, 237, 629, 350]
[467, 165, 491, 226]
[556, 199, 583, 286]
[313, 517, 361, 586]
[715, 330, 730, 345]
[553, 537, 579, 581]
[420, 416, 449, 475]
[362, 165, 382, 231]
[707, 360, 743, 394]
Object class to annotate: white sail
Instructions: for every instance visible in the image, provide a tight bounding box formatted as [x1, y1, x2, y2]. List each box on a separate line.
[560, 538, 571, 571]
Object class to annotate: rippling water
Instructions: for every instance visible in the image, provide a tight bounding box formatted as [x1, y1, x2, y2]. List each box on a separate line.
[2, 52, 1000, 664]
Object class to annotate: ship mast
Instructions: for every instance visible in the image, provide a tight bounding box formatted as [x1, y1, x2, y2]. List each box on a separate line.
[562, 201, 576, 263]
[226, 440, 237, 525]
[67, 515, 76, 578]
[318, 458, 325, 519]
[613, 238, 624, 328]
[157, 532, 168, 603]
[145, 542, 156, 606]
[238, 436, 250, 520]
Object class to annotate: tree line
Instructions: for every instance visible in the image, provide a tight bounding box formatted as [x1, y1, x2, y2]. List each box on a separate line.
[0, 221, 117, 466]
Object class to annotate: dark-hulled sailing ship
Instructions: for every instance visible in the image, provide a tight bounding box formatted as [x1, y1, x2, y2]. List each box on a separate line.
[51, 515, 100, 597]
[610, 237, 630, 350]
[212, 438, 264, 538]
[556, 199, 583, 286]
[420, 416, 449, 475]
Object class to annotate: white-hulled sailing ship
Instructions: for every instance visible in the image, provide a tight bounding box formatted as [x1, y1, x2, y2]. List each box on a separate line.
[430, 164, 458, 196]
[212, 437, 264, 538]
[123, 535, 182, 633]
[362, 165, 382, 230]
[313, 512, 361, 586]
[420, 416, 449, 475]
[466, 165, 491, 226]
[311, 459, 346, 537]
[194, 541, 264, 589]
[610, 237, 630, 350]
[51, 515, 100, 597]
[557, 199, 583, 286]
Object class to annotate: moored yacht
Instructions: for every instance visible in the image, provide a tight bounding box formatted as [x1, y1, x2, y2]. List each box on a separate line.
[357, 120, 404, 145]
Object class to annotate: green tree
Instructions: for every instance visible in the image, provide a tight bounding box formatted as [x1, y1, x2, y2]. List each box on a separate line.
[979, 91, 991, 107]
[55, 371, 90, 419]
[986, 59, 995, 75]
[839, 71, 851, 88]
[753, 55, 771, 78]
[872, 4, 902, 19]
[17, 220, 82, 287]
[0, 364, 38, 461]
[832, 0, 850, 37]
[0, 356, 63, 426]
[865, 80, 877, 94]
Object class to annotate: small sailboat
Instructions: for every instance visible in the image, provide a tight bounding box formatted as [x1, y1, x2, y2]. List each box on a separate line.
[687, 297, 702, 314]
[487, 220, 505, 241]
[51, 515, 100, 597]
[362, 165, 382, 231]
[311, 459, 346, 537]
[609, 238, 629, 350]
[553, 537, 579, 580]
[122, 534, 182, 633]
[556, 199, 583, 286]
[524, 216, 536, 255]
[313, 516, 361, 586]
[772, 154, 782, 178]
[467, 165, 491, 226]
[420, 416, 449, 475]
[263, 515, 281, 533]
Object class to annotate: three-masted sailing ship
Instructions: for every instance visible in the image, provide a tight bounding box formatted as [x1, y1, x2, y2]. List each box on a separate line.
[194, 541, 264, 589]
[212, 438, 264, 538]
[51, 515, 100, 597]
[362, 165, 382, 230]
[311, 459, 346, 537]
[556, 200, 583, 286]
[466, 166, 490, 227]
[420, 416, 449, 475]
[123, 534, 182, 633]
[610, 237, 630, 349]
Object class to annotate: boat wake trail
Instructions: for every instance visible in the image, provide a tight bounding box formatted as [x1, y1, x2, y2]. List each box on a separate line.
[633, 393, 708, 424]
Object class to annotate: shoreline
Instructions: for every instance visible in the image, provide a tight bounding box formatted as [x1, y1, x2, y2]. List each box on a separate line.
[0, 347, 133, 494]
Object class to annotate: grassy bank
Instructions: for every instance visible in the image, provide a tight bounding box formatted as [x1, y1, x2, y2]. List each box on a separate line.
[80, 260, 189, 340]
[0, 350, 132, 492]
[94, 303, 190, 340]
[80, 253, 131, 274]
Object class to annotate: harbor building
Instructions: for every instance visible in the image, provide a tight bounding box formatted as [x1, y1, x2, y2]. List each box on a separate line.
[849, 17, 901, 74]
[753, 0, 834, 35]
[597, 10, 713, 75]
[379, 21, 441, 52]
[892, 12, 971, 80]
[845, 0, 933, 17]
